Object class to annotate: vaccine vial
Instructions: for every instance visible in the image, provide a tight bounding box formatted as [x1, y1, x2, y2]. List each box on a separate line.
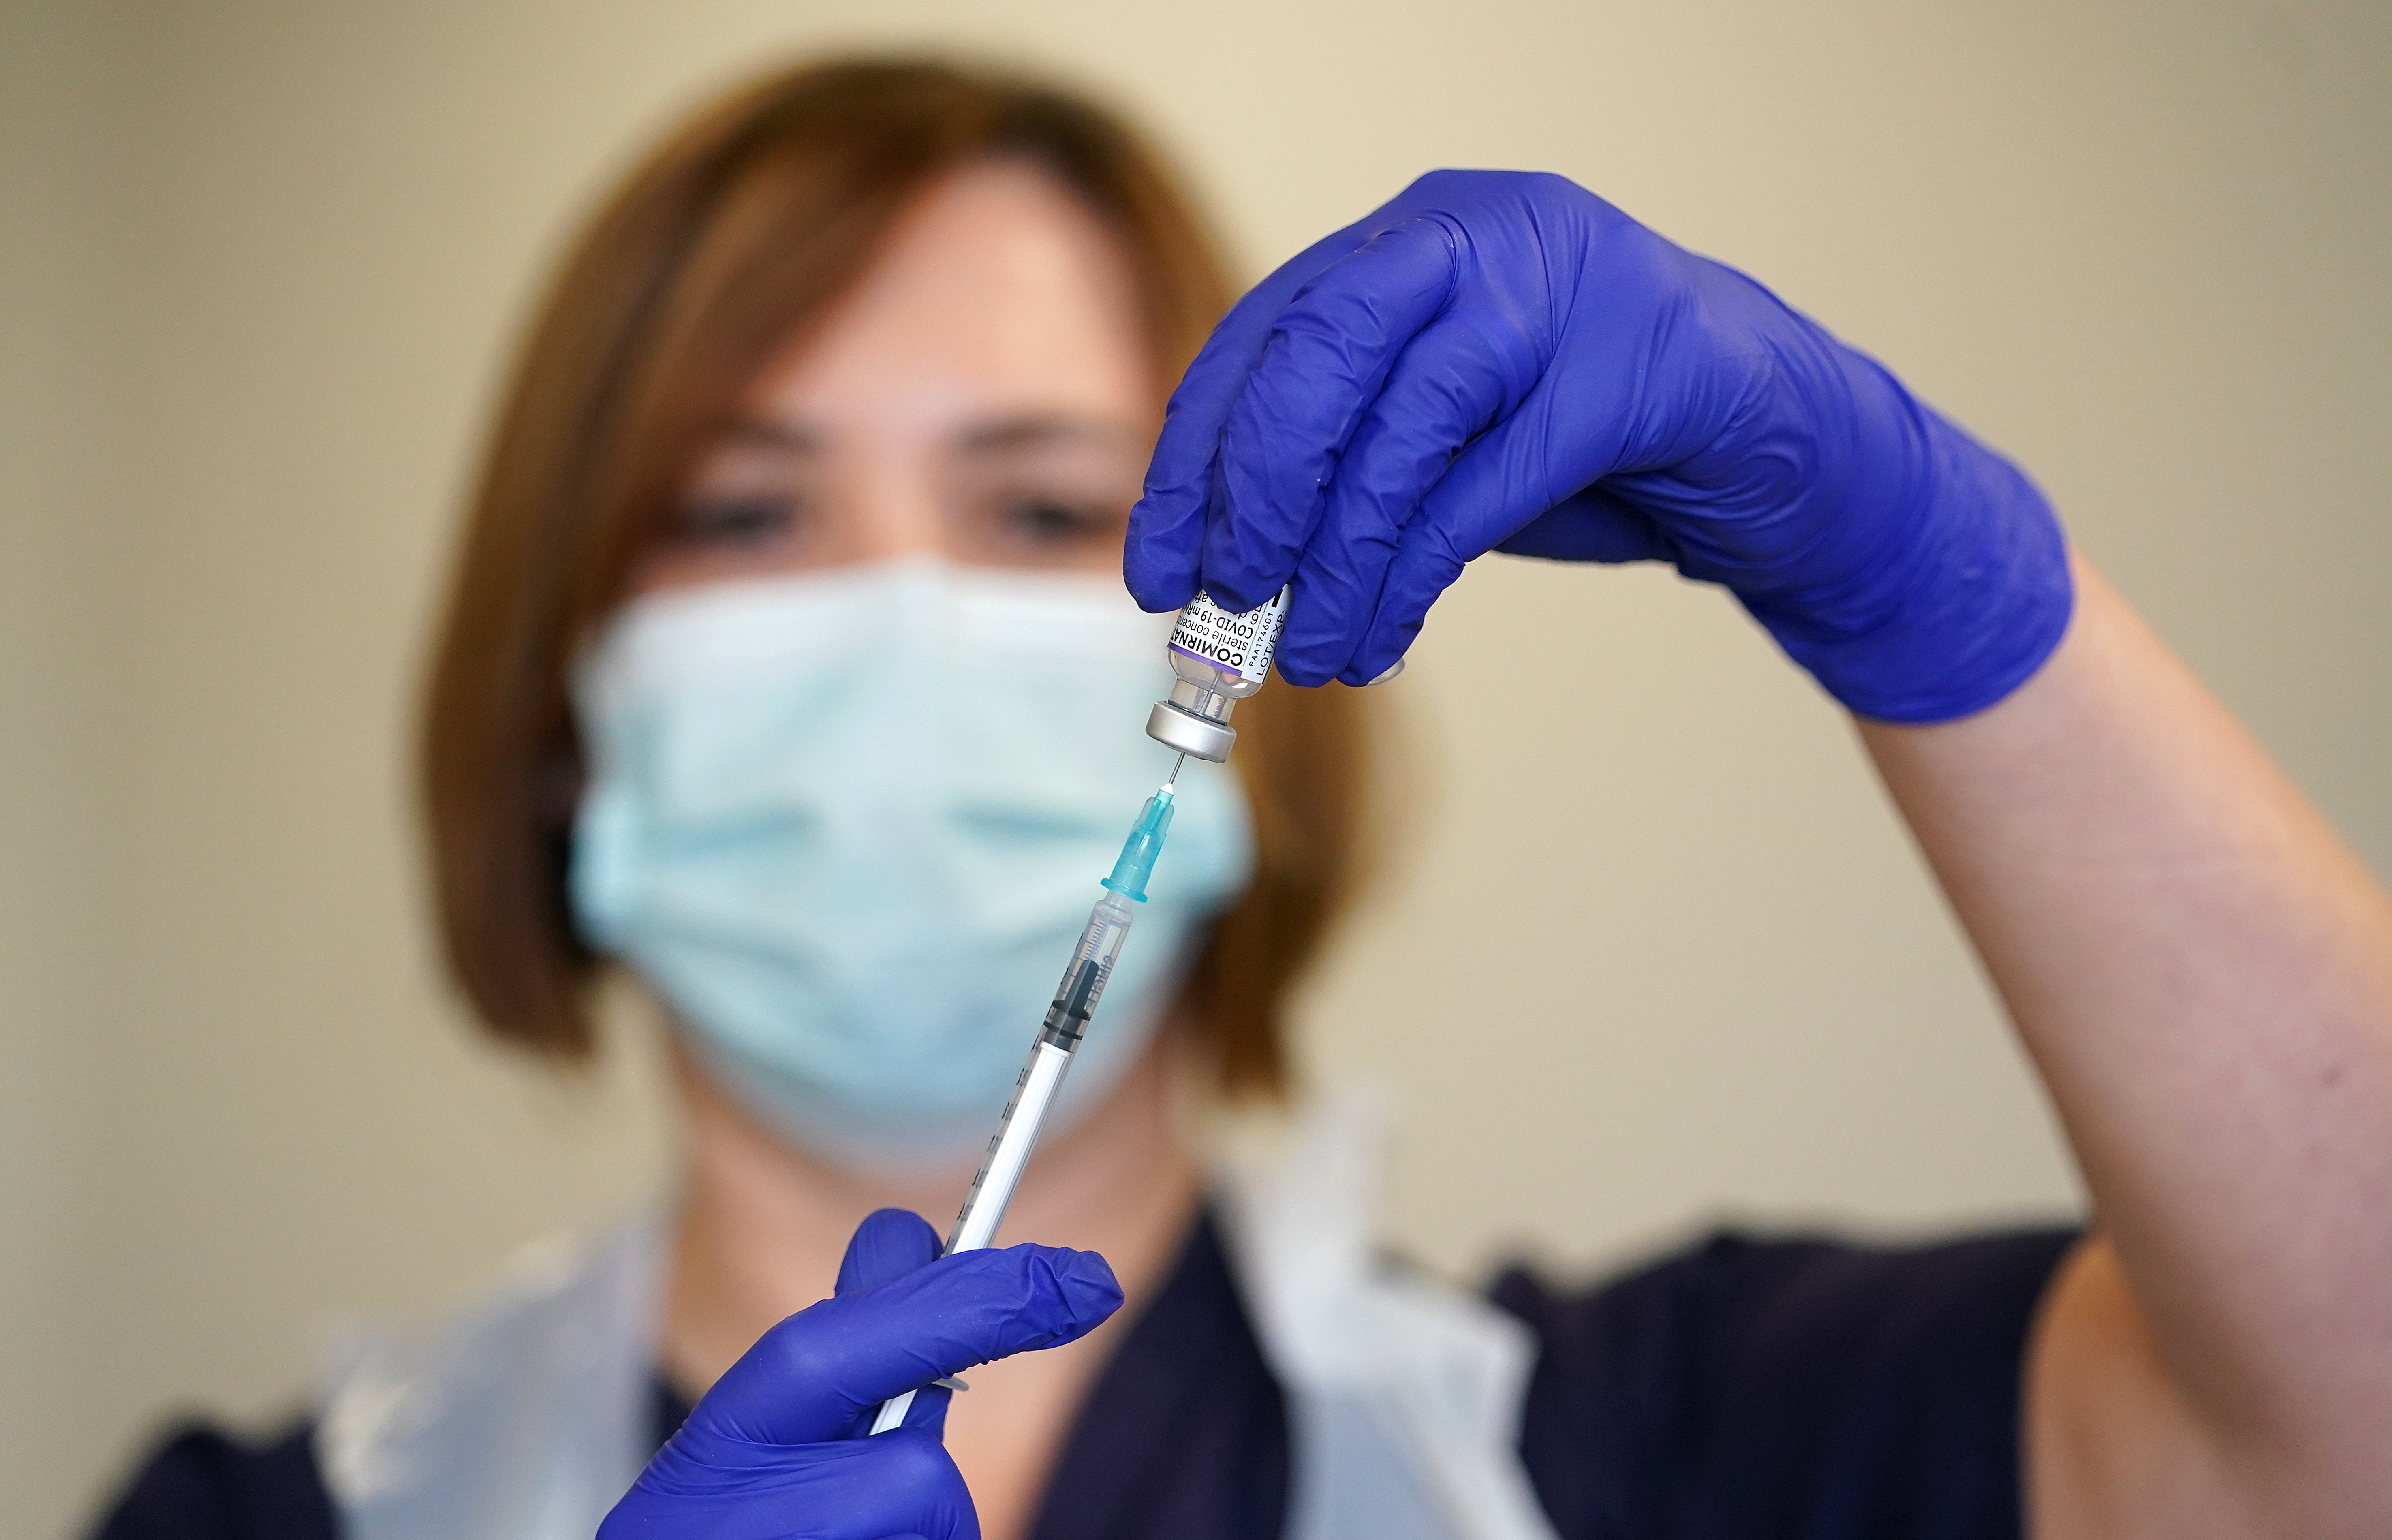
[1147, 587, 1408, 763]
[1145, 587, 1290, 763]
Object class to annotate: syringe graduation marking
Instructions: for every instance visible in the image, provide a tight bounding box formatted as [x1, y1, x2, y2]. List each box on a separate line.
[949, 1057, 1043, 1246]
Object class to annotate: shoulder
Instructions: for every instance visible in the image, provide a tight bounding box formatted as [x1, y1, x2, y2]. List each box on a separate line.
[316, 1215, 663, 1535]
[1492, 1226, 2080, 1540]
[84, 1418, 336, 1540]
[92, 1215, 665, 1540]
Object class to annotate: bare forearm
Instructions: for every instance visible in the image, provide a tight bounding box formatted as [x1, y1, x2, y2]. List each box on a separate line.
[1860, 559, 2392, 1504]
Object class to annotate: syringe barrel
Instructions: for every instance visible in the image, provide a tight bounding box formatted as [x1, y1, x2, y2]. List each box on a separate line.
[937, 889, 1138, 1262]
[874, 877, 1153, 1435]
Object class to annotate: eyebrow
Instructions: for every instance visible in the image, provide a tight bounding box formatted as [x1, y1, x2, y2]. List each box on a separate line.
[715, 413, 1137, 455]
[718, 419, 823, 453]
[956, 415, 1138, 455]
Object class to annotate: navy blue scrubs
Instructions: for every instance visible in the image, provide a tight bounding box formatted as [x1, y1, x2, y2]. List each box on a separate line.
[88, 1212, 2076, 1540]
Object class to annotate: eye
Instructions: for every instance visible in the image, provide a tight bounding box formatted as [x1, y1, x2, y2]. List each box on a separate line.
[675, 494, 799, 547]
[1002, 496, 1112, 545]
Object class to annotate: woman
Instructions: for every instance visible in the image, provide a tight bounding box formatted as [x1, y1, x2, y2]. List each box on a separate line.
[93, 56, 2392, 1540]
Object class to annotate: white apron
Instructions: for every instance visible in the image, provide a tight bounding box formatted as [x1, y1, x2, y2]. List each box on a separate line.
[319, 1094, 1561, 1540]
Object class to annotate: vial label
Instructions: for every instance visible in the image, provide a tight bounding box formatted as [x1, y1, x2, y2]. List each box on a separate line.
[1169, 587, 1288, 684]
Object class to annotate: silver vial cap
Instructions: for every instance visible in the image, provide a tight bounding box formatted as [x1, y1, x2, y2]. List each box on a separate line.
[1146, 700, 1236, 762]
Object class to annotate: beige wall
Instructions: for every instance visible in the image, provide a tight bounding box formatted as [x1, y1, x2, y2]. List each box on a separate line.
[5, 0, 2387, 1531]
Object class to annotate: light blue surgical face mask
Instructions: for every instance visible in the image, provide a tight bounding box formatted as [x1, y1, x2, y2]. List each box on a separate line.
[569, 558, 1254, 1169]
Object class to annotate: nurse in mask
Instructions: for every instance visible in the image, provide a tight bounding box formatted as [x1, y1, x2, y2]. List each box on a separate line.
[411, 60, 1364, 1540]
[96, 56, 1372, 1540]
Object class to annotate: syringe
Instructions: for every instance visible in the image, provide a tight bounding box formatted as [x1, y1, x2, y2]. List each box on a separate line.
[868, 777, 1180, 1435]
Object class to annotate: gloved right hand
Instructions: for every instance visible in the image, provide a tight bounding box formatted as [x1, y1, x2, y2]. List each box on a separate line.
[599, 1208, 1123, 1540]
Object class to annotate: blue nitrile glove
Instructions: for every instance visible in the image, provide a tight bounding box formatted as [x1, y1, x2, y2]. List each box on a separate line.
[599, 1209, 1122, 1540]
[1125, 170, 2071, 722]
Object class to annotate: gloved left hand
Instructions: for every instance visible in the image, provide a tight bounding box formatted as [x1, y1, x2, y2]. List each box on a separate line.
[599, 1209, 1123, 1540]
[1126, 170, 2070, 722]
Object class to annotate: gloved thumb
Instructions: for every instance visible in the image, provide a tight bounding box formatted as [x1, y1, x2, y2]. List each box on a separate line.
[834, 1208, 954, 1436]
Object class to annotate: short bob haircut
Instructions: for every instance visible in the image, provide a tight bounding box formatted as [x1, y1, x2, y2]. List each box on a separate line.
[419, 57, 1374, 1098]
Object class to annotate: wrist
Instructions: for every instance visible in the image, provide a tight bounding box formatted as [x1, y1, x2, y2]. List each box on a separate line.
[1754, 406, 2074, 724]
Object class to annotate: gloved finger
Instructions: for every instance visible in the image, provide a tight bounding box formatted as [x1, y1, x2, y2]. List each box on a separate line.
[1201, 218, 1460, 615]
[892, 1379, 955, 1440]
[603, 1426, 977, 1540]
[696, 1243, 1122, 1448]
[836, 1209, 942, 1296]
[1275, 305, 1545, 685]
[793, 1433, 975, 1540]
[1344, 380, 1607, 680]
[1127, 325, 1262, 613]
[1492, 484, 1676, 564]
[1328, 480, 1674, 691]
[1125, 220, 1380, 612]
[1346, 510, 1471, 686]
